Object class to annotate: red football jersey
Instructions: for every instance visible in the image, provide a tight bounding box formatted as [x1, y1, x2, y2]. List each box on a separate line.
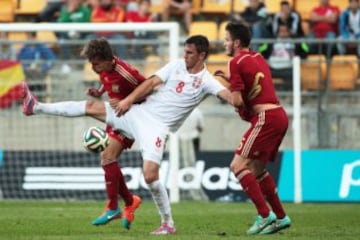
[100, 57, 146, 99]
[229, 50, 279, 121]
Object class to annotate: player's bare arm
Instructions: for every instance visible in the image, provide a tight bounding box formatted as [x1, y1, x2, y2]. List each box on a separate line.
[214, 70, 230, 82]
[87, 84, 105, 98]
[115, 75, 162, 116]
[231, 91, 244, 108]
[217, 89, 233, 106]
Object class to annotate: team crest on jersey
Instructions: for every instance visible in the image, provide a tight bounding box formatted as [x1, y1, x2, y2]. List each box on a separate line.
[192, 77, 202, 88]
[112, 84, 120, 93]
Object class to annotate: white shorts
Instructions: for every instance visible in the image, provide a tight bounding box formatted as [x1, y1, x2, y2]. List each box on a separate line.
[105, 103, 170, 164]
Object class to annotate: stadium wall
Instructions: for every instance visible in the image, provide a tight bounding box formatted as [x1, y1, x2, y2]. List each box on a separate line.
[1, 150, 359, 202]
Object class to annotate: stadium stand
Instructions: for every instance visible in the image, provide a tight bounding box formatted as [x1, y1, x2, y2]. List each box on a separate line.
[301, 54, 327, 90]
[329, 55, 358, 90]
[15, 0, 47, 16]
[8, 31, 28, 51]
[83, 61, 98, 83]
[189, 21, 218, 43]
[143, 55, 163, 78]
[266, 0, 294, 14]
[232, 0, 247, 12]
[0, 0, 15, 22]
[200, 0, 232, 14]
[218, 21, 228, 41]
[150, 0, 164, 15]
[294, 0, 316, 20]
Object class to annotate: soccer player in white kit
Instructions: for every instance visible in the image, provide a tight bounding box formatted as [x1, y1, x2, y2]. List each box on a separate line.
[107, 35, 233, 234]
[23, 35, 233, 234]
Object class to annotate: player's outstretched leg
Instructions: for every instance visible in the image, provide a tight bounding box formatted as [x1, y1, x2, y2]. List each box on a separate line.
[122, 195, 142, 229]
[22, 82, 37, 116]
[260, 215, 291, 234]
[92, 201, 122, 226]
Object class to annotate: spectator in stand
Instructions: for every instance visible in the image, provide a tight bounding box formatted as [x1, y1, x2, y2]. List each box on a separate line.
[35, 0, 65, 22]
[0, 32, 16, 60]
[125, 0, 158, 59]
[308, 0, 340, 57]
[162, 0, 192, 33]
[17, 32, 56, 98]
[85, 0, 100, 9]
[337, 0, 360, 56]
[88, 0, 127, 57]
[58, 0, 91, 73]
[272, 0, 304, 37]
[116, 0, 138, 11]
[231, 0, 272, 50]
[259, 25, 309, 90]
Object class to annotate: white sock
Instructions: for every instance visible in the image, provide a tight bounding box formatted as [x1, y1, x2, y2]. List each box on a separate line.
[148, 180, 174, 227]
[34, 101, 86, 117]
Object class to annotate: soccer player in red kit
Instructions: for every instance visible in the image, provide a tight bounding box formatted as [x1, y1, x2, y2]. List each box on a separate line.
[22, 38, 143, 229]
[215, 22, 291, 235]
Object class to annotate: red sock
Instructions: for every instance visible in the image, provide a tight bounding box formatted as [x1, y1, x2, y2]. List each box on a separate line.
[258, 172, 286, 219]
[237, 169, 270, 218]
[117, 165, 133, 206]
[103, 162, 120, 210]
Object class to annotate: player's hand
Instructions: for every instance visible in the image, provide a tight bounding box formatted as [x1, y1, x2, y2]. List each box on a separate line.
[86, 88, 102, 98]
[214, 70, 229, 81]
[115, 99, 132, 116]
[109, 98, 120, 109]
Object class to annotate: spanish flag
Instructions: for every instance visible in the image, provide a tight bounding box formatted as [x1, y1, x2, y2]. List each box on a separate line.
[0, 60, 25, 108]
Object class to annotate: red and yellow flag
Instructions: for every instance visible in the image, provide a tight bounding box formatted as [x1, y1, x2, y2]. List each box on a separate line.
[0, 60, 25, 108]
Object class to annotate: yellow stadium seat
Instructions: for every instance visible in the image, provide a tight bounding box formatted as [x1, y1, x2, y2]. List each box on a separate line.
[83, 62, 98, 83]
[8, 32, 28, 51]
[189, 21, 218, 43]
[218, 21, 229, 41]
[150, 0, 164, 14]
[36, 31, 58, 48]
[206, 53, 230, 88]
[191, 0, 201, 14]
[200, 0, 232, 14]
[0, 0, 15, 22]
[143, 55, 163, 78]
[151, 0, 200, 14]
[301, 54, 327, 90]
[15, 0, 46, 15]
[294, 0, 318, 20]
[329, 55, 358, 90]
[233, 0, 248, 12]
[331, 0, 350, 11]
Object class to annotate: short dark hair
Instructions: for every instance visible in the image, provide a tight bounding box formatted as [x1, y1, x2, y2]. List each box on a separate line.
[80, 38, 114, 61]
[185, 35, 210, 59]
[225, 22, 251, 48]
[280, 0, 290, 6]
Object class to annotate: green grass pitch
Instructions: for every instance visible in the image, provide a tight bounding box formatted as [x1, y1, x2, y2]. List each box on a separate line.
[0, 201, 359, 240]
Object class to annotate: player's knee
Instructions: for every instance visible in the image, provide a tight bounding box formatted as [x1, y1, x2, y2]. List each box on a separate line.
[85, 100, 95, 111]
[143, 171, 158, 184]
[230, 157, 249, 173]
[100, 149, 117, 166]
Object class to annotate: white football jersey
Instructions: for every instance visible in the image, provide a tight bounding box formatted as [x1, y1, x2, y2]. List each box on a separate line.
[142, 59, 225, 132]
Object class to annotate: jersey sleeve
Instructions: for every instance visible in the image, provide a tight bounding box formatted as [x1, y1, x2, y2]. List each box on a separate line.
[203, 72, 226, 96]
[155, 60, 179, 82]
[117, 59, 146, 85]
[229, 58, 245, 92]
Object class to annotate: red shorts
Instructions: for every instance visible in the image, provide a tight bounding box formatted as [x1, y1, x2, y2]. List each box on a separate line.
[235, 107, 288, 162]
[105, 125, 134, 149]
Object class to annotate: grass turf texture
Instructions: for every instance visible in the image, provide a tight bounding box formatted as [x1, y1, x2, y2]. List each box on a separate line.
[0, 201, 359, 240]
